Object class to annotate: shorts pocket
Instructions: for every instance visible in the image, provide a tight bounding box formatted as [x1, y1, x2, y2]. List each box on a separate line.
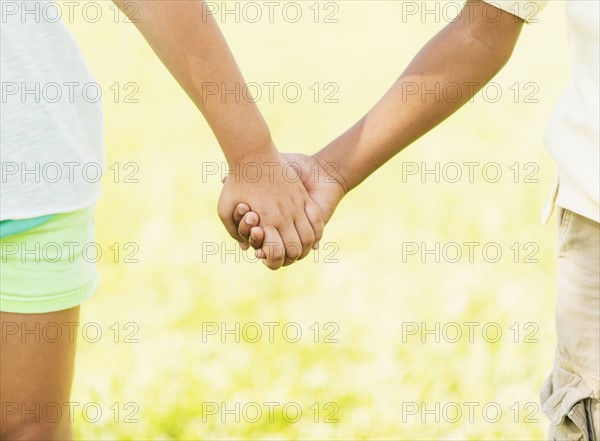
[557, 208, 573, 246]
[552, 398, 597, 441]
[541, 362, 597, 441]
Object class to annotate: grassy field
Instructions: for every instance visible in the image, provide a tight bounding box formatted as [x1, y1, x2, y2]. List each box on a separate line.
[64, 1, 569, 439]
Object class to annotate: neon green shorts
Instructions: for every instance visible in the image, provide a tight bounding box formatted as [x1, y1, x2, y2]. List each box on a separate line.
[0, 207, 98, 314]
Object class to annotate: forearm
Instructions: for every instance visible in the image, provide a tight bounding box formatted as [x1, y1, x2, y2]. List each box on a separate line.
[317, 0, 523, 192]
[113, 0, 274, 164]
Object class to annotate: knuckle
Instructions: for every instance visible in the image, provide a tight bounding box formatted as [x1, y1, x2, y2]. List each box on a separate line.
[287, 242, 302, 259]
[314, 225, 324, 240]
[271, 249, 285, 262]
[301, 235, 314, 248]
[286, 249, 300, 261]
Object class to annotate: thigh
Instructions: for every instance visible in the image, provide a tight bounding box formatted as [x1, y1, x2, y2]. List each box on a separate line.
[541, 209, 600, 441]
[555, 210, 600, 380]
[1, 306, 79, 440]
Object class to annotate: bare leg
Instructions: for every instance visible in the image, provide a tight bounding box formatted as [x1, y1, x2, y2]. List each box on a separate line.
[1, 307, 79, 440]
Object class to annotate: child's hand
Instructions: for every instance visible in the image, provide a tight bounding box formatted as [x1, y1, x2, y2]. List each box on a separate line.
[233, 153, 347, 260]
[218, 150, 324, 270]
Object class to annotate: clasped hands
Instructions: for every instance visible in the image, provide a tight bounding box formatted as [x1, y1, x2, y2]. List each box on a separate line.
[217, 147, 346, 270]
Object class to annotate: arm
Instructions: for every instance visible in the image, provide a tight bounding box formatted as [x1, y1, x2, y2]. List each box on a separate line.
[317, 0, 523, 191]
[236, 0, 524, 252]
[112, 0, 324, 269]
[112, 0, 270, 164]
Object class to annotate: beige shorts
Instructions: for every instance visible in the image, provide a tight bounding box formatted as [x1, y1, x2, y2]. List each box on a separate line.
[541, 208, 600, 441]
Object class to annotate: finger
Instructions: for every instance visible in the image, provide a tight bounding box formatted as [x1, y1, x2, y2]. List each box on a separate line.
[234, 205, 253, 250]
[304, 199, 324, 249]
[261, 226, 286, 270]
[233, 203, 251, 226]
[238, 211, 260, 243]
[217, 205, 245, 243]
[293, 216, 315, 261]
[248, 226, 265, 250]
[278, 224, 302, 267]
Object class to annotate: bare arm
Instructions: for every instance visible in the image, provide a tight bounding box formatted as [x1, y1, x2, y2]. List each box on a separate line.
[112, 0, 271, 163]
[235, 0, 526, 253]
[112, 0, 324, 269]
[317, 0, 524, 192]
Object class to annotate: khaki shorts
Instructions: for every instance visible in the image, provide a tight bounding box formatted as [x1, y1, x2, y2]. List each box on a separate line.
[541, 208, 600, 441]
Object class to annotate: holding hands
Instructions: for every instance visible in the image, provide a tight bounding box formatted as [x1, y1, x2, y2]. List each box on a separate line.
[119, 0, 524, 271]
[220, 152, 347, 269]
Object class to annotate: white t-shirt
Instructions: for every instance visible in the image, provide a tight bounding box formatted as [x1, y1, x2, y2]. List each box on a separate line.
[0, 0, 104, 220]
[486, 0, 600, 223]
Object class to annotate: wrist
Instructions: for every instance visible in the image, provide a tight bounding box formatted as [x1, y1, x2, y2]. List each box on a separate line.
[224, 136, 280, 168]
[313, 149, 351, 195]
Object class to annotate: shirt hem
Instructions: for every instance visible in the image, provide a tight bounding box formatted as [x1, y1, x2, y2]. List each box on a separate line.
[0, 198, 99, 221]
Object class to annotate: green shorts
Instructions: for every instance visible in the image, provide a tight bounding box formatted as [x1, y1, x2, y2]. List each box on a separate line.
[0, 207, 98, 314]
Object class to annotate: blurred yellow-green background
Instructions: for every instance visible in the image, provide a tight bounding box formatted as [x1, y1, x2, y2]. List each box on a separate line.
[64, 1, 568, 439]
